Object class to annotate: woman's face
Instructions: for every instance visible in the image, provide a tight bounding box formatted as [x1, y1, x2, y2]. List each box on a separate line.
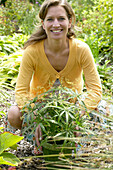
[42, 5, 71, 41]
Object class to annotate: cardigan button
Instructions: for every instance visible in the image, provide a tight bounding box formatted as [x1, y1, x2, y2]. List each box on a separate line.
[56, 74, 60, 79]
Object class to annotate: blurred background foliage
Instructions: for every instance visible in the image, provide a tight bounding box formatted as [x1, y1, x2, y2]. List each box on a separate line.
[0, 0, 113, 95]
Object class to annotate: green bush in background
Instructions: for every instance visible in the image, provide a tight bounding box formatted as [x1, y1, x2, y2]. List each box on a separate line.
[0, 34, 28, 87]
[0, 33, 28, 54]
[0, 0, 40, 35]
[79, 0, 112, 63]
[69, 0, 113, 94]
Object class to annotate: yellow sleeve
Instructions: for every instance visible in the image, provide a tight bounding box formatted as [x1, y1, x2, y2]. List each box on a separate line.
[15, 48, 35, 109]
[80, 43, 102, 111]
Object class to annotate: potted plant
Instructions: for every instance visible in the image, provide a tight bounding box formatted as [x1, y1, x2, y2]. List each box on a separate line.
[21, 86, 86, 162]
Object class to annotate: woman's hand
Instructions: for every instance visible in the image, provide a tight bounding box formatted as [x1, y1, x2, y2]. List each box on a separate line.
[35, 125, 43, 154]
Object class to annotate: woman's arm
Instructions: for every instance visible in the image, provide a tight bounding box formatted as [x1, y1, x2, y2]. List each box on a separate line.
[80, 43, 102, 111]
[15, 49, 35, 109]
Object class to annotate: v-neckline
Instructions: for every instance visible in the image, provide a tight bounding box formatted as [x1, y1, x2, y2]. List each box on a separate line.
[41, 39, 72, 75]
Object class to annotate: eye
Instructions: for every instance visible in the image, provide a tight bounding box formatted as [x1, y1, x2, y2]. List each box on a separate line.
[59, 17, 65, 21]
[47, 18, 53, 21]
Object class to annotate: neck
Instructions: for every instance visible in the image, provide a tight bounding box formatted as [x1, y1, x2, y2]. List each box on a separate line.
[44, 38, 69, 53]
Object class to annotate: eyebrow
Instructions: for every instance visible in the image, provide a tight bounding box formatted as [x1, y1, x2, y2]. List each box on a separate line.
[46, 15, 66, 18]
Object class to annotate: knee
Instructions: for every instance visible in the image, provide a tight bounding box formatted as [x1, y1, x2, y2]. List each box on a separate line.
[8, 106, 21, 122]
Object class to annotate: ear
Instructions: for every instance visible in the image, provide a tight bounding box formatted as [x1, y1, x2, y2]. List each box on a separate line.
[68, 18, 72, 28]
[41, 20, 45, 30]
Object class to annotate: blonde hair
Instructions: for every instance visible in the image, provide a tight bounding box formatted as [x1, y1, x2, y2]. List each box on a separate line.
[24, 0, 76, 49]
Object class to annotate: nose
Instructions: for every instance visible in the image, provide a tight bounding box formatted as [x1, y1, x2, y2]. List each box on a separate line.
[52, 19, 60, 27]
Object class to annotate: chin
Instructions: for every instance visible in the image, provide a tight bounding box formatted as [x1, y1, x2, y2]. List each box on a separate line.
[50, 35, 66, 40]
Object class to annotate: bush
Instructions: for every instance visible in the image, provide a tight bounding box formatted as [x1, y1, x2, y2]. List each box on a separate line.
[0, 50, 23, 86]
[69, 0, 95, 23]
[81, 0, 113, 63]
[0, 34, 28, 87]
[97, 60, 113, 95]
[0, 34, 28, 54]
[0, 0, 39, 35]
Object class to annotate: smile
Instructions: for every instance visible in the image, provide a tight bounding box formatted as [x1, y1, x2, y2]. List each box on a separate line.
[51, 29, 63, 33]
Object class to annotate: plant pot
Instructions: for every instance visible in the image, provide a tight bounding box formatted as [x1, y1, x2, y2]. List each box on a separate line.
[42, 141, 75, 161]
[42, 141, 75, 169]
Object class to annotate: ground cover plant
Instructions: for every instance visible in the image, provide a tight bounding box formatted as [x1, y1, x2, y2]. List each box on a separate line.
[0, 0, 113, 169]
[0, 132, 24, 167]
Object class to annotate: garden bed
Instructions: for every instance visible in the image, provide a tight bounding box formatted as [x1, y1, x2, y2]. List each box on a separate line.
[0, 90, 113, 170]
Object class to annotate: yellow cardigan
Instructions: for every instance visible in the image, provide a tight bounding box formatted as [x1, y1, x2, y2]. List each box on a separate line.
[15, 38, 102, 110]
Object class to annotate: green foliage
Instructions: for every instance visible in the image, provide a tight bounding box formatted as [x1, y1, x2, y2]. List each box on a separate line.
[81, 0, 113, 63]
[0, 111, 6, 120]
[69, 0, 94, 22]
[0, 36, 20, 55]
[0, 34, 28, 86]
[0, 34, 28, 54]
[0, 34, 28, 111]
[70, 0, 113, 94]
[21, 86, 113, 168]
[21, 87, 86, 152]
[82, 34, 113, 95]
[97, 60, 113, 95]
[0, 132, 24, 166]
[0, 0, 39, 35]
[0, 50, 23, 86]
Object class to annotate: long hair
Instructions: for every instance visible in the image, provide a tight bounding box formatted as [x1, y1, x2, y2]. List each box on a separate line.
[24, 0, 76, 49]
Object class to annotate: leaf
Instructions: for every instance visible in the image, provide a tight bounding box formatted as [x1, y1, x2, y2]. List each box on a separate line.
[0, 132, 24, 154]
[10, 144, 18, 150]
[0, 111, 6, 115]
[47, 119, 58, 124]
[0, 152, 20, 166]
[0, 156, 14, 166]
[66, 111, 69, 126]
[0, 127, 4, 131]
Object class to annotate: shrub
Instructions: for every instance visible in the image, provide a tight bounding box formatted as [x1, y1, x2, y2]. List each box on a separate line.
[97, 60, 113, 95]
[69, 0, 95, 23]
[0, 34, 28, 54]
[0, 0, 39, 35]
[0, 50, 23, 86]
[81, 0, 113, 63]
[0, 34, 28, 86]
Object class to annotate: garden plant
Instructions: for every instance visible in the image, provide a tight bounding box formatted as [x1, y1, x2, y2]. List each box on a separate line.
[21, 87, 86, 160]
[0, 129, 24, 167]
[21, 86, 113, 169]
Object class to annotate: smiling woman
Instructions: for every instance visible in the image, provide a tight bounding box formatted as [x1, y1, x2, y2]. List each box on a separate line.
[24, 0, 76, 48]
[7, 0, 103, 155]
[42, 5, 71, 41]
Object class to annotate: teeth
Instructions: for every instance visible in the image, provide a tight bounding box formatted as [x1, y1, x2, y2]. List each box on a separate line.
[52, 30, 61, 33]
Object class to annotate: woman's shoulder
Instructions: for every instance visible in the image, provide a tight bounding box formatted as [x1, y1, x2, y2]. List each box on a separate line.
[24, 40, 44, 53]
[71, 38, 89, 49]
[22, 40, 44, 61]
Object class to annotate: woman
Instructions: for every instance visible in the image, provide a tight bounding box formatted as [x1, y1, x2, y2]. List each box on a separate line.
[7, 0, 102, 154]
